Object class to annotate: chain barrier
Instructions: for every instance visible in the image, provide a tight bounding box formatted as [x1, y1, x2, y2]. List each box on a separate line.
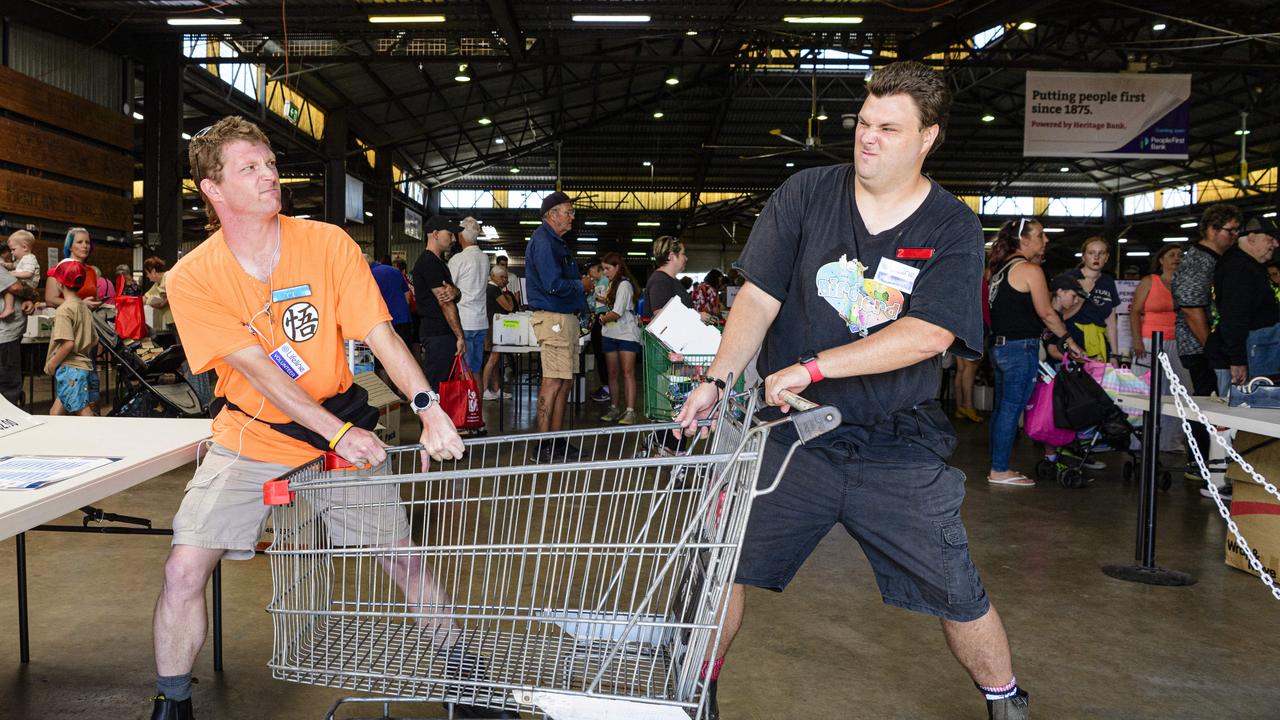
[1158, 352, 1280, 600]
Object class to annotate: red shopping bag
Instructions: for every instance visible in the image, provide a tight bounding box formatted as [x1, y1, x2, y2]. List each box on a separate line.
[114, 295, 147, 340]
[440, 356, 484, 429]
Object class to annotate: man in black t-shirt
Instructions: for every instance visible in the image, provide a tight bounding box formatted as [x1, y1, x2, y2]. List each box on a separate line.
[678, 62, 1026, 720]
[411, 215, 465, 386]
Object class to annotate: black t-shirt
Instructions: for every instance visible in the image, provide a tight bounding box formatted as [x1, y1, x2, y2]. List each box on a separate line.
[486, 282, 513, 323]
[411, 250, 453, 337]
[735, 164, 984, 459]
[643, 271, 690, 319]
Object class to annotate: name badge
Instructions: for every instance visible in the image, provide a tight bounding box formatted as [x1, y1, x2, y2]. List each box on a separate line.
[873, 257, 921, 295]
[896, 247, 934, 260]
[271, 284, 312, 303]
[269, 342, 311, 380]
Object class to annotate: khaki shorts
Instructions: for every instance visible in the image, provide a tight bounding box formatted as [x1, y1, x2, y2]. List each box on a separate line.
[172, 443, 411, 560]
[531, 311, 579, 380]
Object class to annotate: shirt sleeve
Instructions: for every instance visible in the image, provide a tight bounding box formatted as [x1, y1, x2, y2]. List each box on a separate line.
[903, 208, 985, 359]
[167, 265, 260, 375]
[330, 230, 393, 342]
[412, 255, 446, 299]
[733, 174, 806, 302]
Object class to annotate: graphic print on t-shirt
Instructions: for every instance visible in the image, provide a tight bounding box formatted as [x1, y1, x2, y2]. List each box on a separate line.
[815, 254, 905, 336]
[282, 301, 319, 342]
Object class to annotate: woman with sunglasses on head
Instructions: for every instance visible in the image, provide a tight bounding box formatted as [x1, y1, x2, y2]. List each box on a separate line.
[1067, 236, 1121, 361]
[986, 218, 1085, 486]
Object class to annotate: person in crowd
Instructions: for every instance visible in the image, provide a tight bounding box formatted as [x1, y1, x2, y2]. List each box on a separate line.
[953, 274, 987, 423]
[526, 191, 588, 461]
[643, 236, 710, 322]
[495, 255, 522, 307]
[691, 268, 724, 318]
[679, 275, 693, 291]
[1129, 244, 1187, 452]
[412, 216, 467, 388]
[1068, 236, 1120, 361]
[96, 270, 117, 306]
[0, 254, 38, 405]
[143, 257, 174, 330]
[1268, 262, 1280, 305]
[1209, 217, 1280, 390]
[2, 231, 40, 319]
[676, 60, 1029, 720]
[43, 260, 98, 417]
[391, 257, 419, 354]
[369, 256, 413, 389]
[1172, 203, 1241, 492]
[115, 264, 142, 297]
[0, 245, 13, 320]
[481, 264, 515, 400]
[149, 116, 494, 720]
[598, 252, 643, 425]
[1047, 273, 1088, 351]
[46, 227, 101, 309]
[987, 218, 1085, 486]
[447, 217, 488, 375]
[584, 258, 611, 402]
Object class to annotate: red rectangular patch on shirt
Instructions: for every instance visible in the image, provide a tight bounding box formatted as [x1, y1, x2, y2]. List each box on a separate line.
[895, 248, 934, 260]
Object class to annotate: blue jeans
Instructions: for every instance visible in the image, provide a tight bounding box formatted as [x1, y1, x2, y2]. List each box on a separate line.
[463, 329, 487, 374]
[989, 338, 1040, 472]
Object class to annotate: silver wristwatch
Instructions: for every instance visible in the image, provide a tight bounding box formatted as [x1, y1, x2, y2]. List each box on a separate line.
[411, 390, 440, 414]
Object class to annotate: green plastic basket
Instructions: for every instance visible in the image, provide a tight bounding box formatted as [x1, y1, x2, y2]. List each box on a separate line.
[642, 331, 742, 421]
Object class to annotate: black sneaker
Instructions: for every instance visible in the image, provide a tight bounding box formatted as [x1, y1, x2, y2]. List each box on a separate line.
[437, 645, 519, 719]
[1201, 481, 1233, 501]
[987, 688, 1029, 720]
[590, 387, 611, 402]
[528, 441, 556, 464]
[151, 695, 193, 720]
[554, 439, 582, 461]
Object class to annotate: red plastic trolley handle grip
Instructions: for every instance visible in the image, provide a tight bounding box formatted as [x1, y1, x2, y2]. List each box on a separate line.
[262, 452, 355, 506]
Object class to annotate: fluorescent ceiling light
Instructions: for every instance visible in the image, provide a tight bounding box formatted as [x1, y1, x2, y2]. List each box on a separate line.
[1044, 228, 1064, 233]
[1265, 212, 1277, 218]
[477, 117, 492, 126]
[1235, 129, 1251, 136]
[664, 73, 680, 86]
[1162, 236, 1188, 242]
[364, 211, 373, 217]
[981, 113, 996, 123]
[1179, 221, 1197, 228]
[627, 252, 647, 257]
[584, 221, 608, 226]
[637, 221, 661, 227]
[454, 63, 471, 83]
[642, 161, 652, 167]
[1118, 238, 1128, 243]
[1152, 23, 1167, 31]
[652, 111, 665, 119]
[573, 14, 650, 23]
[576, 251, 594, 256]
[1074, 252, 1082, 257]
[786, 162, 795, 168]
[1017, 21, 1037, 30]
[368, 15, 445, 24]
[181, 132, 192, 140]
[167, 17, 241, 26]
[1059, 167, 1070, 173]
[132, 112, 144, 120]
[132, 230, 143, 235]
[482, 225, 499, 239]
[686, 30, 698, 36]
[578, 237, 598, 242]
[1127, 251, 1151, 257]
[783, 16, 863, 25]
[495, 138, 505, 145]
[519, 220, 541, 225]
[632, 237, 653, 243]
[509, 167, 520, 174]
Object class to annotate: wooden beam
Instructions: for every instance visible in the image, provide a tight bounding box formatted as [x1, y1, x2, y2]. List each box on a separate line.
[0, 117, 132, 191]
[0, 66, 132, 150]
[0, 168, 132, 231]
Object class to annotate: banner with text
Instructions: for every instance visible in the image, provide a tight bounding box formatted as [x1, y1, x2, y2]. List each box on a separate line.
[1024, 71, 1190, 159]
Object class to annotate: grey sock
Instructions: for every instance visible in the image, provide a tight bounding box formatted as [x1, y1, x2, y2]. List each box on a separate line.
[156, 673, 192, 702]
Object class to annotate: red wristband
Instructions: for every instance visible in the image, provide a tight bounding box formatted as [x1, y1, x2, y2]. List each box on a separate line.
[802, 358, 824, 383]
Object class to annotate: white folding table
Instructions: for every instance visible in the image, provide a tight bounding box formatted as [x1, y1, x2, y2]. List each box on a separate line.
[0, 416, 212, 665]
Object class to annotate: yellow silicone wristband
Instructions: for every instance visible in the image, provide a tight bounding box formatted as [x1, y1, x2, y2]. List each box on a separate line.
[328, 421, 354, 450]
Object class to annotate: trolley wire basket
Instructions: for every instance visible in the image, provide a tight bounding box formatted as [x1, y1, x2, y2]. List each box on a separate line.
[641, 332, 743, 422]
[263, 388, 840, 719]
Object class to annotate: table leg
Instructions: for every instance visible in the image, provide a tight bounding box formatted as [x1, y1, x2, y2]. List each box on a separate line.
[212, 561, 223, 672]
[16, 532, 29, 663]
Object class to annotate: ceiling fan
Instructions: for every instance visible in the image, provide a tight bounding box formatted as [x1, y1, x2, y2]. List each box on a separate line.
[704, 74, 854, 162]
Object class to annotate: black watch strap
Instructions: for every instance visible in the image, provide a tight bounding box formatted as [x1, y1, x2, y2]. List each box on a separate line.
[702, 375, 727, 390]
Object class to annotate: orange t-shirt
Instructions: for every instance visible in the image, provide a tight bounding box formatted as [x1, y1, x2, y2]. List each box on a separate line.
[167, 215, 391, 467]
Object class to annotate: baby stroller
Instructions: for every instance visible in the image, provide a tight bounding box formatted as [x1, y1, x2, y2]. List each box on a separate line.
[92, 313, 207, 418]
[1032, 359, 1135, 488]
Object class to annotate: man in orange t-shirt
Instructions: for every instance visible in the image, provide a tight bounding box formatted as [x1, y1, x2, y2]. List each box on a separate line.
[150, 117, 510, 720]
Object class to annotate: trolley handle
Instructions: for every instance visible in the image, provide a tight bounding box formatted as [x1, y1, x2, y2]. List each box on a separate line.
[779, 390, 818, 412]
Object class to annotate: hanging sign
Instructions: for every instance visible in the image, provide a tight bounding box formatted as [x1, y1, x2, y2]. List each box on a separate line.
[1023, 71, 1190, 159]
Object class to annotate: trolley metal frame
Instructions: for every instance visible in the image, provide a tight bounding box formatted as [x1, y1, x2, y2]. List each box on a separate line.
[263, 389, 839, 719]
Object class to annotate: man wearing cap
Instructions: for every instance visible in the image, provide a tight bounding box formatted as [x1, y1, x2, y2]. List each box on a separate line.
[1208, 216, 1280, 390]
[526, 191, 587, 460]
[447, 216, 489, 375]
[412, 215, 467, 387]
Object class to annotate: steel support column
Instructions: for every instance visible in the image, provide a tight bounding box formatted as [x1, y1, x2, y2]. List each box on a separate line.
[143, 39, 184, 265]
[324, 112, 349, 226]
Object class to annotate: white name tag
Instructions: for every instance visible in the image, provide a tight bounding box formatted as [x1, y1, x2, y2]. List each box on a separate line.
[873, 257, 920, 295]
[269, 342, 311, 380]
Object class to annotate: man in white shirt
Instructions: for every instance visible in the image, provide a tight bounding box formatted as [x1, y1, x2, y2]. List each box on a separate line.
[447, 217, 490, 373]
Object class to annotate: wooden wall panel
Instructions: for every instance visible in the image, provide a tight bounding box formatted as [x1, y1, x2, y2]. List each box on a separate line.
[0, 65, 131, 150]
[0, 169, 132, 231]
[0, 117, 132, 190]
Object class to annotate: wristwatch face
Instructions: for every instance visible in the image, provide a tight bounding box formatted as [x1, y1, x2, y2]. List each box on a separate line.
[413, 391, 437, 412]
[799, 352, 818, 365]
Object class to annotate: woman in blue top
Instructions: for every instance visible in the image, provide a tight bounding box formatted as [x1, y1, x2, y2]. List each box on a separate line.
[1068, 236, 1121, 361]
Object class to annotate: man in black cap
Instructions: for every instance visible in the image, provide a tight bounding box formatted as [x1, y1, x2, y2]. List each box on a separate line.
[526, 190, 587, 460]
[1208, 215, 1280, 391]
[412, 215, 466, 386]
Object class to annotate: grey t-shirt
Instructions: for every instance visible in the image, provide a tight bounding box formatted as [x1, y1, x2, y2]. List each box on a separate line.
[1171, 242, 1220, 356]
[0, 266, 26, 343]
[734, 164, 983, 458]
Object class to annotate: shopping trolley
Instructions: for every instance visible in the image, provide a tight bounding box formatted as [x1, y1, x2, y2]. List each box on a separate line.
[263, 387, 840, 719]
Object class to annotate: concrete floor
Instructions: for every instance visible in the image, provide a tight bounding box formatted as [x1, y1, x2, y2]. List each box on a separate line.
[2, 381, 1279, 719]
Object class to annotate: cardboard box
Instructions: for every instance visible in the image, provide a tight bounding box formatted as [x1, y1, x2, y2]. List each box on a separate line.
[24, 314, 53, 339]
[1223, 479, 1280, 581]
[492, 312, 532, 347]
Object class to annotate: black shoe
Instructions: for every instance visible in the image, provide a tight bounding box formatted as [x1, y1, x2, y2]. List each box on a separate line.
[554, 438, 581, 461]
[702, 679, 719, 720]
[529, 441, 555, 464]
[438, 645, 520, 718]
[151, 695, 193, 720]
[987, 688, 1029, 720]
